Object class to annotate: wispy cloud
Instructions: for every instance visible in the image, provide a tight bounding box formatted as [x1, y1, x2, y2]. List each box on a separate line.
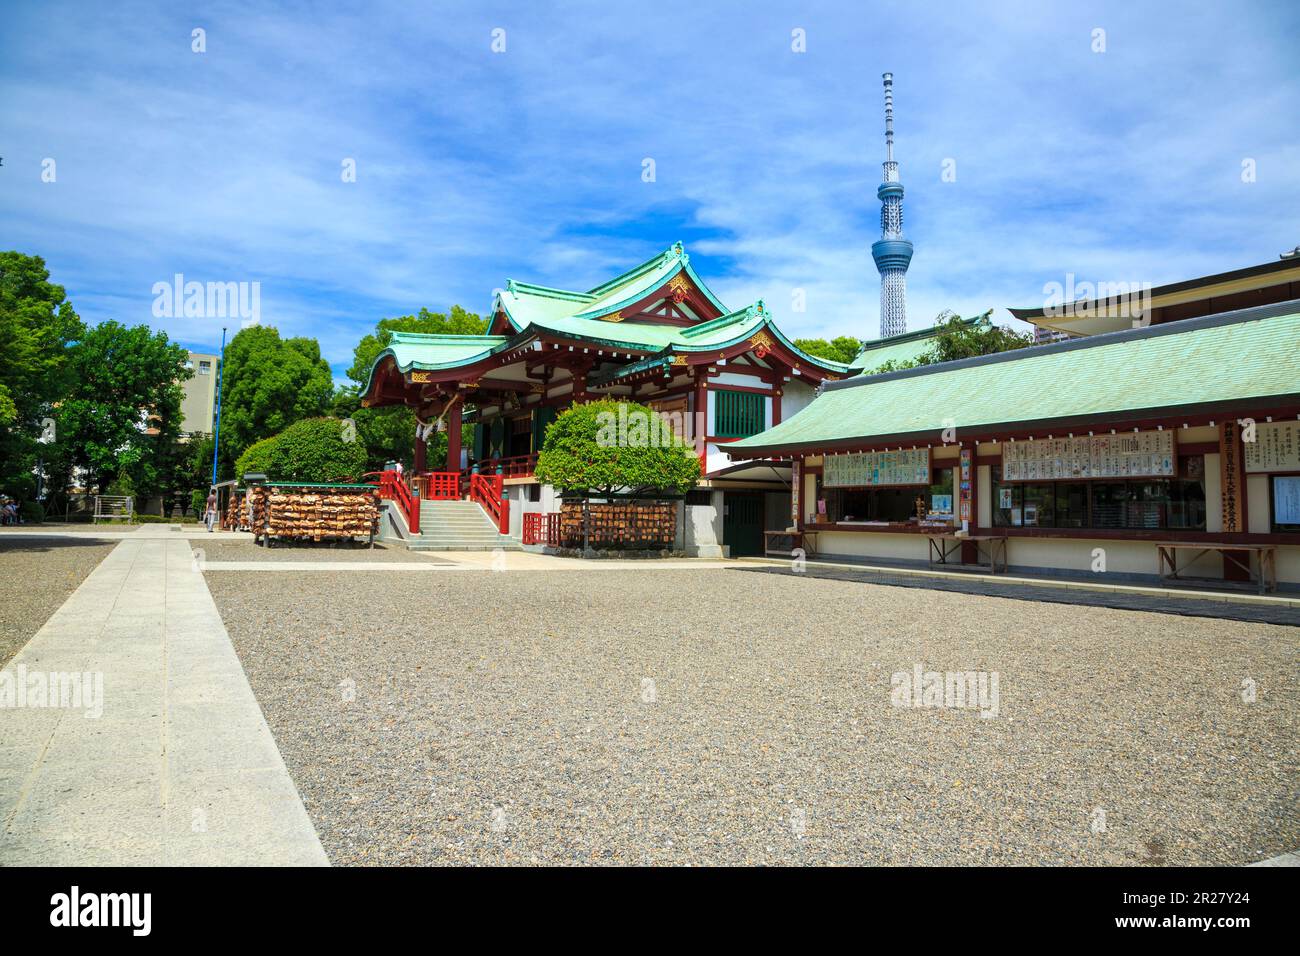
[2, 0, 1296, 374]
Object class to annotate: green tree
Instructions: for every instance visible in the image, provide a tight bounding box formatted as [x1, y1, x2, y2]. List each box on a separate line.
[52, 320, 191, 498]
[218, 326, 333, 472]
[793, 335, 862, 365]
[345, 305, 486, 384]
[337, 305, 486, 470]
[534, 400, 700, 498]
[264, 417, 369, 483]
[0, 251, 84, 498]
[234, 435, 279, 479]
[862, 311, 1031, 375]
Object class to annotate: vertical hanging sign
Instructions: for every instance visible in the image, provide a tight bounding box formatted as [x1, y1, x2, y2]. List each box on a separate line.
[959, 447, 973, 528]
[790, 459, 801, 528]
[1219, 421, 1244, 533]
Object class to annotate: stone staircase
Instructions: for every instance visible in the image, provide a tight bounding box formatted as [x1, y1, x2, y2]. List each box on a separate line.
[406, 499, 521, 551]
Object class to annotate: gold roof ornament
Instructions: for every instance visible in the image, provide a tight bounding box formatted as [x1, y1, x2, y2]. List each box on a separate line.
[668, 275, 690, 304]
[410, 371, 433, 383]
[749, 330, 775, 359]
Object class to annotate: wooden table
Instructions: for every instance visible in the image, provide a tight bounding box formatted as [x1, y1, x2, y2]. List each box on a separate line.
[927, 533, 1009, 574]
[1155, 542, 1277, 594]
[764, 530, 818, 558]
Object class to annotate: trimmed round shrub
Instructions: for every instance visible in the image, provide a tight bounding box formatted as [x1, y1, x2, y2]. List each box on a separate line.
[264, 417, 369, 483]
[534, 399, 700, 497]
[20, 501, 44, 523]
[234, 435, 279, 479]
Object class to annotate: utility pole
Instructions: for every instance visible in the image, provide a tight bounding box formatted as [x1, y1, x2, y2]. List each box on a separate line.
[210, 326, 227, 487]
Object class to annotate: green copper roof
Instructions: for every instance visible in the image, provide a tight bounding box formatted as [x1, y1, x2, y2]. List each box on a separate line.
[497, 241, 730, 330]
[365, 245, 853, 397]
[729, 303, 1300, 454]
[385, 333, 510, 371]
[848, 315, 983, 371]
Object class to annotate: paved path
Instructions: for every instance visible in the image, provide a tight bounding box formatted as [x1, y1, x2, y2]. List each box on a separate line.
[0, 538, 327, 865]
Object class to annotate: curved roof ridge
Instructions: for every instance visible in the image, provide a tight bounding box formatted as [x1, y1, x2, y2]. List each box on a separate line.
[585, 241, 682, 296]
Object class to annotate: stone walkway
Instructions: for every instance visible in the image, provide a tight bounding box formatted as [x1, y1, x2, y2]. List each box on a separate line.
[0, 538, 326, 865]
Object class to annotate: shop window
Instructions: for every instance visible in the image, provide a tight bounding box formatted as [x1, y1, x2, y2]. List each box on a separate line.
[714, 390, 765, 438]
[927, 468, 954, 519]
[826, 486, 919, 523]
[1054, 482, 1089, 528]
[990, 464, 1205, 531]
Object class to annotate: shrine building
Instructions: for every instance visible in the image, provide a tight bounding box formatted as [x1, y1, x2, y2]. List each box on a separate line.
[359, 242, 955, 556]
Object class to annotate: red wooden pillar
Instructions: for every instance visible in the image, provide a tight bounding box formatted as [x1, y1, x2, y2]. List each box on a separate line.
[693, 375, 707, 472]
[447, 399, 463, 476]
[413, 428, 427, 473]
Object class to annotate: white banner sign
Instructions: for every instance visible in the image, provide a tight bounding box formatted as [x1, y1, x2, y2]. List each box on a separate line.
[824, 449, 930, 488]
[1001, 430, 1175, 481]
[1244, 420, 1300, 473]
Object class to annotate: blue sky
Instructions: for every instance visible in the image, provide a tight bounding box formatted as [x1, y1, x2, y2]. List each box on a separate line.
[3, 0, 1297, 383]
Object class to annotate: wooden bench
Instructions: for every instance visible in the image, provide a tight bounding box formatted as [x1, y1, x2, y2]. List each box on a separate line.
[764, 530, 818, 558]
[1155, 542, 1278, 595]
[927, 533, 1009, 574]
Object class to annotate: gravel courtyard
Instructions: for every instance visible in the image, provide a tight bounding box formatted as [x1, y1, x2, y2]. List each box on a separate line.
[208, 566, 1299, 866]
[0, 536, 117, 666]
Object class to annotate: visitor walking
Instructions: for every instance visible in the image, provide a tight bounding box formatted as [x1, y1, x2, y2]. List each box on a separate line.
[204, 489, 218, 532]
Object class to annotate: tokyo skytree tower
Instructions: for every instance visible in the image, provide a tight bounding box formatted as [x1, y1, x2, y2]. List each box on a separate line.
[871, 72, 913, 338]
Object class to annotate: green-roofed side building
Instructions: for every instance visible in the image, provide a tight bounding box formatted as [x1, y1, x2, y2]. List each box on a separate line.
[726, 298, 1300, 588]
[362, 242, 853, 555]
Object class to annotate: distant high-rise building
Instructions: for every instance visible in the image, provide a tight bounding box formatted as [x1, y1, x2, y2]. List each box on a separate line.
[180, 351, 218, 434]
[871, 72, 913, 338]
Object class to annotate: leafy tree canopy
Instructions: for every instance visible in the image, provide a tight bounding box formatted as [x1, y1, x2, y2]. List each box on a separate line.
[336, 305, 485, 471]
[51, 320, 190, 497]
[862, 310, 1031, 375]
[0, 251, 84, 496]
[234, 435, 279, 479]
[793, 335, 862, 365]
[218, 325, 334, 469]
[263, 417, 369, 483]
[534, 400, 701, 498]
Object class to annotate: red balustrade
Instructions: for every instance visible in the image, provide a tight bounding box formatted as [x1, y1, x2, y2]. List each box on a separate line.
[422, 471, 461, 500]
[368, 470, 419, 534]
[522, 512, 542, 545]
[522, 512, 562, 546]
[470, 473, 509, 535]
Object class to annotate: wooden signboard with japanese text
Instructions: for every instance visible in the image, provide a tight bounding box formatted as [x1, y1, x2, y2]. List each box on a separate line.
[1001, 430, 1175, 481]
[1219, 421, 1244, 533]
[823, 448, 930, 488]
[1243, 420, 1300, 473]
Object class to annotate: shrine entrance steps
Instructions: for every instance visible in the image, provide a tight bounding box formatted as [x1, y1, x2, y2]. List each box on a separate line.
[407, 499, 521, 552]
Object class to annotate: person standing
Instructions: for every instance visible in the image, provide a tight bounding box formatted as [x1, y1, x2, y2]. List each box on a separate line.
[204, 489, 218, 532]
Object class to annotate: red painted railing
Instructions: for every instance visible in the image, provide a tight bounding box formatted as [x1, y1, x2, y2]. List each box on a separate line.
[522, 512, 562, 546]
[470, 473, 509, 535]
[419, 471, 461, 500]
[370, 470, 420, 534]
[522, 512, 542, 545]
[462, 453, 538, 483]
